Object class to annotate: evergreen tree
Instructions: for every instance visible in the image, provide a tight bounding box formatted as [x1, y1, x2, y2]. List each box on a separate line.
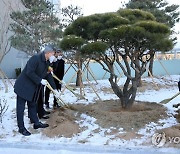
[126, 0, 180, 28]
[61, 4, 83, 28]
[126, 0, 179, 76]
[10, 0, 62, 55]
[61, 9, 173, 108]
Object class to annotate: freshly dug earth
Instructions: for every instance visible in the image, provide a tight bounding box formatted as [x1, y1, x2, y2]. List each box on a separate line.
[143, 106, 180, 148]
[43, 100, 168, 138]
[43, 108, 80, 138]
[174, 108, 180, 123]
[73, 100, 167, 131]
[154, 124, 180, 148]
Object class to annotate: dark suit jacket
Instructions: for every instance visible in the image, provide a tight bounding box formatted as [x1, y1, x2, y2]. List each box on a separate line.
[53, 59, 65, 80]
[53, 59, 65, 89]
[14, 52, 56, 102]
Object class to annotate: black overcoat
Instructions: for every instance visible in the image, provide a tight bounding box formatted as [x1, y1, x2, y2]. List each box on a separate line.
[14, 52, 56, 102]
[53, 59, 65, 89]
[53, 59, 65, 80]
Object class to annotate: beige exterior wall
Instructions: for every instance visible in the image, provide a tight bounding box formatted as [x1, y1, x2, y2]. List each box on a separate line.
[0, 0, 26, 78]
[0, 0, 24, 29]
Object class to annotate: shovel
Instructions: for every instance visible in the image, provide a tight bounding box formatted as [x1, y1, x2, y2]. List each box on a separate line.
[159, 92, 180, 104]
[159, 81, 180, 104]
[52, 73, 86, 99]
[46, 81, 69, 108]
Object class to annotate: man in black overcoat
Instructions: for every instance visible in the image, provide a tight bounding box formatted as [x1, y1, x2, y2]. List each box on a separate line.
[14, 45, 57, 136]
[45, 49, 65, 109]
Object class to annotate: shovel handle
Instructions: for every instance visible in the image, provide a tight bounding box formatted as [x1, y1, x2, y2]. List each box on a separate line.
[46, 81, 69, 107]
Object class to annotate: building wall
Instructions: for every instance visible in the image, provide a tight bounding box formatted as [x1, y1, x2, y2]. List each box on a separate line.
[0, 49, 29, 79]
[63, 59, 180, 83]
[0, 0, 25, 78]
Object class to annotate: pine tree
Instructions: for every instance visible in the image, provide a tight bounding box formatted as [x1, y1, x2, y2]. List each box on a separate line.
[10, 0, 62, 55]
[61, 10, 173, 108]
[61, 4, 83, 28]
[126, 0, 179, 76]
[126, 0, 180, 28]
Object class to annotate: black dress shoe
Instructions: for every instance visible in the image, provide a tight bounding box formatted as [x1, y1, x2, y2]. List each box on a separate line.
[39, 115, 49, 119]
[33, 122, 49, 129]
[19, 128, 31, 136]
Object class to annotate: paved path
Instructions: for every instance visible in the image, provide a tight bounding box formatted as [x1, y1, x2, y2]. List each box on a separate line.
[0, 141, 179, 154]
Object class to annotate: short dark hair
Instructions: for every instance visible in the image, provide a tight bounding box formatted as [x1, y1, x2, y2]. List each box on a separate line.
[56, 48, 62, 53]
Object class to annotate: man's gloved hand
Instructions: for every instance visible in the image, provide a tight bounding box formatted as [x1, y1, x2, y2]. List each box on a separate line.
[54, 89, 60, 98]
[41, 79, 48, 86]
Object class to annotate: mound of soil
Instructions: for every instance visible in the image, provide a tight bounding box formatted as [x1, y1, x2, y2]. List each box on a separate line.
[174, 108, 180, 123]
[73, 100, 167, 131]
[143, 106, 180, 148]
[43, 109, 81, 138]
[155, 124, 180, 148]
[43, 100, 168, 138]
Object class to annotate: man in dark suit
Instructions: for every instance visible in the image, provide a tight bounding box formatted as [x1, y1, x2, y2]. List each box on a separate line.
[35, 84, 50, 120]
[14, 45, 58, 136]
[45, 49, 65, 109]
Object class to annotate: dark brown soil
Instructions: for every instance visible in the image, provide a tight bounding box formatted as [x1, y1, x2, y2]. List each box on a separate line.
[43, 100, 168, 138]
[73, 100, 168, 131]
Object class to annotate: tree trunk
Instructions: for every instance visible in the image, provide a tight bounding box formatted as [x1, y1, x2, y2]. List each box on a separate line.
[120, 80, 137, 109]
[136, 59, 142, 87]
[0, 68, 8, 93]
[148, 55, 154, 76]
[108, 69, 137, 109]
[120, 95, 134, 109]
[137, 77, 142, 87]
[76, 69, 83, 86]
[76, 59, 83, 86]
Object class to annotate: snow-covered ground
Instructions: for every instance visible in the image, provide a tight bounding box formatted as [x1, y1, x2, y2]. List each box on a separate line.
[0, 75, 180, 153]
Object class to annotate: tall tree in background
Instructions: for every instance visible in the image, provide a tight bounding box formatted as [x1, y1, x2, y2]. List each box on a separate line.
[61, 4, 83, 28]
[60, 4, 83, 86]
[60, 35, 85, 87]
[126, 0, 180, 76]
[10, 0, 62, 55]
